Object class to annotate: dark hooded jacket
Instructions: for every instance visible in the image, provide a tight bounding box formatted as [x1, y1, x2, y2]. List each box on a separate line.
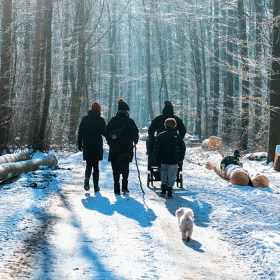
[106, 111, 139, 164]
[78, 110, 106, 161]
[154, 127, 186, 164]
[148, 105, 186, 140]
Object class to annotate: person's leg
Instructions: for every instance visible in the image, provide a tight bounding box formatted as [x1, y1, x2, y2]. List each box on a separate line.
[111, 162, 120, 194]
[166, 164, 178, 198]
[84, 161, 94, 191]
[121, 163, 130, 193]
[160, 164, 168, 195]
[93, 161, 100, 192]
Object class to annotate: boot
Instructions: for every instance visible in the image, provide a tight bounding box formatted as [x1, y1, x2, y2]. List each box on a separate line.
[84, 179, 90, 191]
[122, 179, 129, 194]
[161, 184, 167, 195]
[93, 171, 100, 192]
[114, 182, 120, 195]
[167, 187, 173, 198]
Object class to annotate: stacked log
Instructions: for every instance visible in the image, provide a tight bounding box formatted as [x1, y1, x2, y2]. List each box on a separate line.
[242, 163, 269, 188]
[206, 154, 249, 186]
[202, 136, 222, 149]
[0, 155, 58, 182]
[0, 152, 30, 164]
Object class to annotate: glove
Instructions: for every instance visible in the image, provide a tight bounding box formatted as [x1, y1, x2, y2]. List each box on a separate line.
[78, 146, 82, 151]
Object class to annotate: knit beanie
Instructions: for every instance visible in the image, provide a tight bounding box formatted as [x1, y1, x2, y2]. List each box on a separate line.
[164, 101, 173, 108]
[118, 98, 130, 111]
[91, 102, 101, 112]
[164, 118, 177, 128]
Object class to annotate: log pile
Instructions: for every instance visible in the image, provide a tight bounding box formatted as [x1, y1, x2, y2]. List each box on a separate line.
[206, 154, 249, 186]
[202, 136, 223, 149]
[0, 155, 58, 182]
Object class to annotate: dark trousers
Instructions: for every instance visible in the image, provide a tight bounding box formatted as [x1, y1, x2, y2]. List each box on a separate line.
[111, 162, 129, 191]
[85, 161, 99, 186]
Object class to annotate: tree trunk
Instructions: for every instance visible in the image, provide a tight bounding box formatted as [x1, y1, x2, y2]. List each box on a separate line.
[206, 154, 249, 186]
[0, 0, 13, 154]
[273, 145, 280, 171]
[267, 0, 280, 163]
[29, 0, 47, 149]
[143, 0, 154, 121]
[0, 155, 57, 182]
[223, 6, 234, 144]
[69, 0, 85, 143]
[38, 0, 53, 151]
[212, 0, 220, 136]
[238, 0, 250, 151]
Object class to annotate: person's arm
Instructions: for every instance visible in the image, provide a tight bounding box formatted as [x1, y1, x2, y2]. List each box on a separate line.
[78, 118, 85, 151]
[176, 118, 187, 138]
[148, 118, 157, 139]
[179, 137, 186, 162]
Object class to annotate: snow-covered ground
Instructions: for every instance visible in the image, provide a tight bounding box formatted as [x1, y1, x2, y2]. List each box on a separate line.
[0, 139, 280, 279]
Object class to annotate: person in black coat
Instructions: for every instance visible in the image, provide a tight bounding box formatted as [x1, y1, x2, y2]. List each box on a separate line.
[78, 102, 106, 191]
[154, 118, 186, 198]
[106, 98, 139, 195]
[148, 101, 187, 142]
[220, 150, 242, 171]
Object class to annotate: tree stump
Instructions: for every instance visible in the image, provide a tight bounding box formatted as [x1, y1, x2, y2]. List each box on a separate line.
[206, 154, 249, 186]
[0, 152, 30, 165]
[0, 155, 58, 182]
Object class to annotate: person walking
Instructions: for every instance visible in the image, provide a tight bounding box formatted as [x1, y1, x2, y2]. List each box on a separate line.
[106, 98, 139, 195]
[78, 102, 106, 191]
[148, 101, 187, 142]
[154, 118, 186, 198]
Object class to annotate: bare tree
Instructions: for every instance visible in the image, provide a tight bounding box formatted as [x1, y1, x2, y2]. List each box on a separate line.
[0, 0, 13, 154]
[267, 0, 280, 163]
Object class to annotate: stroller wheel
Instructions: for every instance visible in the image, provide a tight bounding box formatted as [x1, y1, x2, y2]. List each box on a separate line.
[147, 173, 151, 188]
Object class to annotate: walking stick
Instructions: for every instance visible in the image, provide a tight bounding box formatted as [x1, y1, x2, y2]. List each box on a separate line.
[134, 145, 145, 194]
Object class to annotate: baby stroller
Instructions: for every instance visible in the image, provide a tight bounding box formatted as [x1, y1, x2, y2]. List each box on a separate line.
[146, 139, 183, 188]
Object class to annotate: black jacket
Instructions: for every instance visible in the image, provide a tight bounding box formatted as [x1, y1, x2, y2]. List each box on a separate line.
[78, 110, 106, 161]
[148, 105, 186, 140]
[155, 127, 186, 164]
[106, 111, 139, 164]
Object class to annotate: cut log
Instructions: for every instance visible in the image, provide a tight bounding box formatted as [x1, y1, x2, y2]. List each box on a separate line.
[242, 165, 269, 188]
[202, 136, 222, 149]
[206, 154, 249, 186]
[0, 152, 31, 164]
[0, 155, 58, 182]
[274, 145, 280, 171]
[208, 136, 222, 149]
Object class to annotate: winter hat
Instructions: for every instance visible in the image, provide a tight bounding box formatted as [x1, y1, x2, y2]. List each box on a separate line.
[91, 102, 101, 112]
[164, 118, 177, 129]
[164, 101, 173, 108]
[118, 98, 130, 111]
[162, 101, 174, 116]
[234, 150, 241, 157]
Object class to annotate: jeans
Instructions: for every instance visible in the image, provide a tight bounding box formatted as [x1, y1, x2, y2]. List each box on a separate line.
[161, 163, 178, 188]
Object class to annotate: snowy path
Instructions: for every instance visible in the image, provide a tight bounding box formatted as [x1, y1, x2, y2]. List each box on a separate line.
[2, 140, 279, 279]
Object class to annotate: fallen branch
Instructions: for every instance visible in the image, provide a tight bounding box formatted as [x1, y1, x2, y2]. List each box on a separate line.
[0, 155, 58, 182]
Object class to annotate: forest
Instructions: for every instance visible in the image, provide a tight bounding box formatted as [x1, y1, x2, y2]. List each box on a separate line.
[0, 0, 279, 162]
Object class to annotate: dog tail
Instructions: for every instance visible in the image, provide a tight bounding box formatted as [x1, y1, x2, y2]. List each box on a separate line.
[183, 209, 194, 220]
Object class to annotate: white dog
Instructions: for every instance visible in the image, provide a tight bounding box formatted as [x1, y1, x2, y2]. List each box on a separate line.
[175, 207, 194, 241]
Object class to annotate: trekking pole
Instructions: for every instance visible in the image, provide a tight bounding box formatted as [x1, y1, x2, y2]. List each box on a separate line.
[134, 145, 145, 194]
